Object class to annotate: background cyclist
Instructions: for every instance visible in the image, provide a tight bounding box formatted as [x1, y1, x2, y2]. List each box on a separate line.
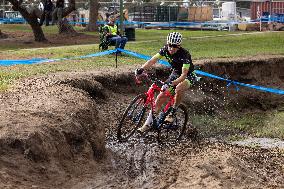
[135, 32, 196, 133]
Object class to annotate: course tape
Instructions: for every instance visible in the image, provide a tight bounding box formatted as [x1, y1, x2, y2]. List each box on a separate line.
[0, 58, 48, 66]
[117, 48, 171, 67]
[195, 70, 284, 95]
[0, 49, 117, 66]
[117, 48, 284, 95]
[1, 48, 283, 95]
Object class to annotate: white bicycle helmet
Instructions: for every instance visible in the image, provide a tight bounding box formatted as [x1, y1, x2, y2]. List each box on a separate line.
[167, 32, 182, 45]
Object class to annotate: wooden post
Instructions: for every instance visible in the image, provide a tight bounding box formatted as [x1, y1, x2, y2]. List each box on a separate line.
[119, 0, 124, 36]
[115, 51, 118, 68]
[260, 17, 262, 31]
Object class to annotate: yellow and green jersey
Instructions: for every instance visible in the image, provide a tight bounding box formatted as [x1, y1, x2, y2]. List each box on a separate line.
[154, 44, 194, 76]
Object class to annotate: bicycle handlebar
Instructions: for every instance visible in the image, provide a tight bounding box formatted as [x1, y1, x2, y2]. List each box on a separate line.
[135, 72, 175, 97]
[135, 72, 164, 87]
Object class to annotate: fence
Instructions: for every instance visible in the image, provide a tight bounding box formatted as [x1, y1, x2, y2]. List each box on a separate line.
[1, 1, 283, 30]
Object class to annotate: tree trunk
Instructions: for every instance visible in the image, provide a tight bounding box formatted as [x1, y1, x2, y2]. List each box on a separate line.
[31, 23, 47, 42]
[58, 18, 77, 35]
[7, 0, 77, 41]
[56, 0, 77, 35]
[7, 0, 47, 42]
[28, 12, 47, 42]
[0, 29, 7, 39]
[25, 13, 47, 42]
[86, 0, 99, 31]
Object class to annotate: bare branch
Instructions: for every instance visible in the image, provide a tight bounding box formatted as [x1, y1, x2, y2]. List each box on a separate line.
[62, 0, 76, 17]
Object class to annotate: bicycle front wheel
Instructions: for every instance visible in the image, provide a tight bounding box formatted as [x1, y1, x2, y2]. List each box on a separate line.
[117, 94, 148, 142]
[157, 104, 188, 143]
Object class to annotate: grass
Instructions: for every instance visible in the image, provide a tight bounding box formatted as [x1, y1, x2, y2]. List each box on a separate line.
[0, 24, 88, 34]
[130, 31, 284, 59]
[0, 55, 140, 90]
[1, 24, 284, 59]
[191, 110, 284, 140]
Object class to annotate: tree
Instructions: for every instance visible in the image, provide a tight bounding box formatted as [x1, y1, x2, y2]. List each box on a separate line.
[56, 0, 77, 35]
[5, 0, 77, 42]
[85, 0, 99, 31]
[6, 0, 47, 41]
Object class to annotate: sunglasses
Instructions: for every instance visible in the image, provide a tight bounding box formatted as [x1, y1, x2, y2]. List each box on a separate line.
[168, 44, 179, 48]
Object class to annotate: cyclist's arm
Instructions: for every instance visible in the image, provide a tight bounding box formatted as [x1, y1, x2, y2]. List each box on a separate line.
[172, 64, 189, 86]
[141, 53, 161, 70]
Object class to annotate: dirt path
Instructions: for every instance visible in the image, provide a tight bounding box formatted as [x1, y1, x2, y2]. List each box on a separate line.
[79, 88, 283, 189]
[0, 58, 283, 188]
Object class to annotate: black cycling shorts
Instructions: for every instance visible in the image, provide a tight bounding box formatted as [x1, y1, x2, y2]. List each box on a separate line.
[166, 71, 197, 86]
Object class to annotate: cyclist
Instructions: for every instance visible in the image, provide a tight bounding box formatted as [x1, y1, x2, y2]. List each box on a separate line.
[135, 32, 196, 133]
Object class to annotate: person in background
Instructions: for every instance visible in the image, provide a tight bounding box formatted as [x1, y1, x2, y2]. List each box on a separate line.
[52, 0, 64, 24]
[39, 0, 54, 26]
[103, 15, 128, 52]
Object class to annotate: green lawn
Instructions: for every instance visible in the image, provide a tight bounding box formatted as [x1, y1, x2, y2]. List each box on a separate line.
[192, 111, 284, 140]
[1, 24, 284, 59]
[0, 24, 86, 34]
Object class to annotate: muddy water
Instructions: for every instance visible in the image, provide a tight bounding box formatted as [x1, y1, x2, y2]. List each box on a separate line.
[87, 87, 284, 189]
[47, 57, 284, 189]
[93, 57, 284, 188]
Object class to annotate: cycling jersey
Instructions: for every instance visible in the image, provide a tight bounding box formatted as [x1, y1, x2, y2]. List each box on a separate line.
[154, 44, 194, 76]
[105, 24, 118, 36]
[103, 23, 119, 39]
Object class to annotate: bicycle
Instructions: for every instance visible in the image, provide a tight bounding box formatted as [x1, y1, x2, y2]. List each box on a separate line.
[117, 73, 188, 143]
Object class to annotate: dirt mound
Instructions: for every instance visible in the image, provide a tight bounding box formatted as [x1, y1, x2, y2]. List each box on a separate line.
[188, 55, 284, 113]
[0, 57, 283, 188]
[0, 74, 106, 188]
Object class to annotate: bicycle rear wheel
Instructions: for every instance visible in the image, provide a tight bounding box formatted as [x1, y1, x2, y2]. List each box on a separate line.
[157, 104, 188, 143]
[117, 94, 148, 142]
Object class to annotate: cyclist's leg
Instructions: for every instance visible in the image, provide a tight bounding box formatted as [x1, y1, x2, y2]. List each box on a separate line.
[174, 80, 190, 108]
[165, 75, 193, 123]
[160, 71, 178, 112]
[174, 73, 195, 108]
[164, 81, 189, 123]
[138, 92, 168, 133]
[137, 110, 153, 133]
[155, 92, 168, 113]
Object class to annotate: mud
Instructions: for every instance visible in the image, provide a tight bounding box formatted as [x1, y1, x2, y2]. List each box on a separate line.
[0, 57, 283, 188]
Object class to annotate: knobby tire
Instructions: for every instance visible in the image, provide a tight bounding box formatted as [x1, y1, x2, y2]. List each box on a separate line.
[157, 103, 188, 143]
[117, 94, 147, 142]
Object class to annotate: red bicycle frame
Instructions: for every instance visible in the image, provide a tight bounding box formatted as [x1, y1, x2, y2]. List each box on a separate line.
[142, 78, 175, 114]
